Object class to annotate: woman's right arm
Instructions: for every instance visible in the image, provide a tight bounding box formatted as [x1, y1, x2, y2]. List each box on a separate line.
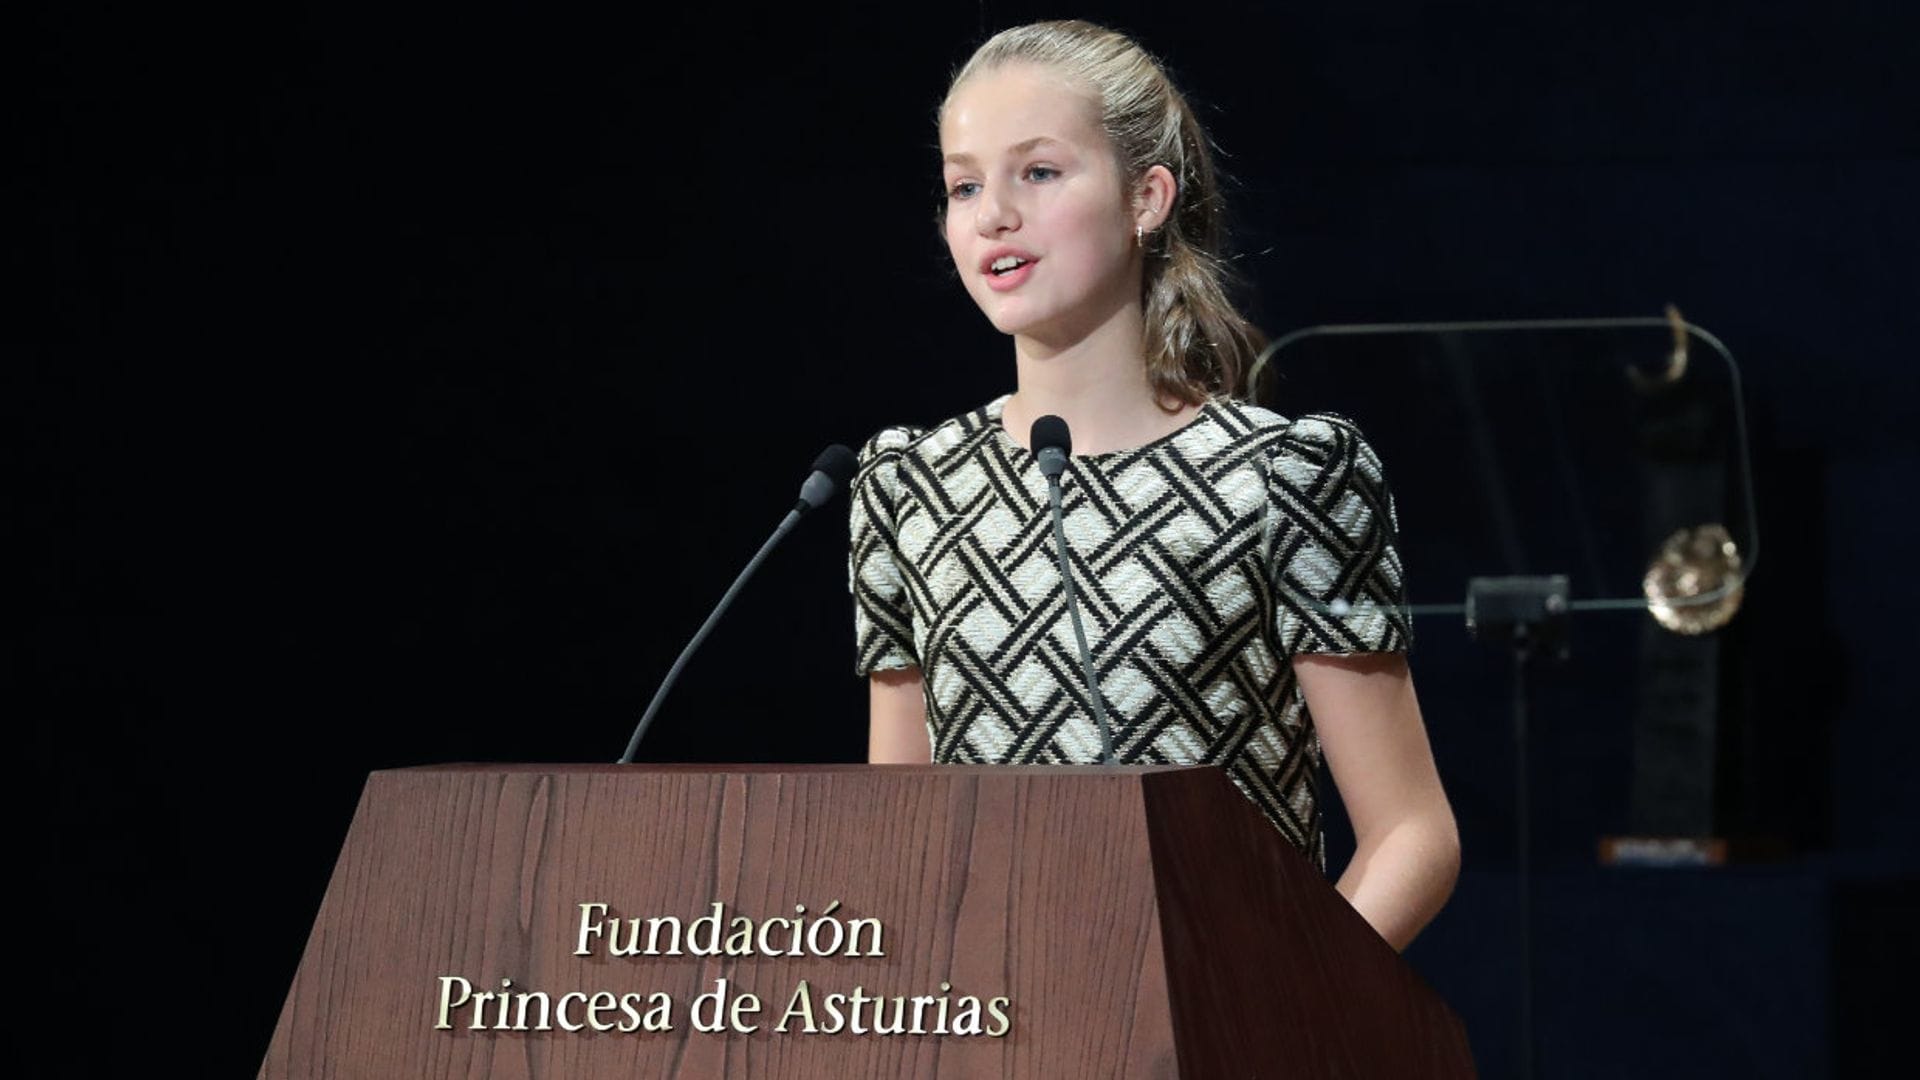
[868, 668, 932, 763]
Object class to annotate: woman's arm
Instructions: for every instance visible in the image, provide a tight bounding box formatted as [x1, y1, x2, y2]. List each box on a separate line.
[1295, 651, 1459, 951]
[869, 667, 933, 763]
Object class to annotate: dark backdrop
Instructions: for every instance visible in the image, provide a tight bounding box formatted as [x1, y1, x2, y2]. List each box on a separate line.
[23, 1, 1917, 1076]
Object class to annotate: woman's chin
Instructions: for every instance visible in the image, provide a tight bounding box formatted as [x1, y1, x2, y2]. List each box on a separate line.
[974, 300, 1021, 333]
[982, 306, 1054, 340]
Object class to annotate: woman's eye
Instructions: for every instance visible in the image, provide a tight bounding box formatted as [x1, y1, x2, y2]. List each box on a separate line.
[945, 166, 1056, 201]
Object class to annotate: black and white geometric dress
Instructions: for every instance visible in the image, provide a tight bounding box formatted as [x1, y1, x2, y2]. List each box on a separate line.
[849, 394, 1411, 866]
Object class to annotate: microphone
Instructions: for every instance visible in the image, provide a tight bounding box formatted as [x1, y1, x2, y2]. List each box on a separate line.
[1031, 416, 1116, 765]
[797, 444, 858, 513]
[617, 443, 857, 764]
[1032, 414, 1071, 480]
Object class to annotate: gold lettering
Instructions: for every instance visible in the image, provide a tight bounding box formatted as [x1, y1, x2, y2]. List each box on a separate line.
[804, 900, 845, 957]
[608, 917, 644, 957]
[844, 915, 884, 957]
[776, 980, 817, 1034]
[555, 991, 589, 1032]
[643, 915, 683, 956]
[434, 976, 472, 1030]
[587, 991, 619, 1032]
[846, 985, 873, 1035]
[820, 991, 848, 1034]
[986, 996, 1012, 1037]
[951, 995, 983, 1036]
[688, 902, 724, 956]
[514, 989, 552, 1031]
[492, 980, 514, 1030]
[873, 995, 907, 1035]
[468, 991, 495, 1030]
[757, 916, 790, 956]
[690, 977, 728, 1032]
[729, 991, 762, 1033]
[724, 916, 753, 956]
[617, 992, 646, 1033]
[642, 991, 673, 1032]
[909, 995, 935, 1035]
[573, 902, 608, 956]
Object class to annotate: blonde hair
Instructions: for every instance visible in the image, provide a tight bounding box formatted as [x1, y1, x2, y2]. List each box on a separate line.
[943, 20, 1264, 406]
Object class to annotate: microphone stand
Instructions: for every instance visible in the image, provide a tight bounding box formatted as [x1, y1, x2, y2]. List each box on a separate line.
[1043, 474, 1116, 765]
[618, 445, 855, 765]
[1466, 574, 1568, 1080]
[1032, 416, 1116, 765]
[618, 509, 805, 765]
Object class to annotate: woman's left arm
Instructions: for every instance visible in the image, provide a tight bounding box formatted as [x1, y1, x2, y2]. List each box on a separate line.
[1295, 651, 1459, 951]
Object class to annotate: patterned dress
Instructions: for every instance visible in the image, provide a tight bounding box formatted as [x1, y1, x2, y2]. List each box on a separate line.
[849, 394, 1410, 865]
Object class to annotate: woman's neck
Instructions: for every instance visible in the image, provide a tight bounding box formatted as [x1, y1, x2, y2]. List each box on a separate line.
[1001, 303, 1198, 455]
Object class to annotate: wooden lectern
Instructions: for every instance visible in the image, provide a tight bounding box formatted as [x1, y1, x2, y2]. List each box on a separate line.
[262, 764, 1473, 1078]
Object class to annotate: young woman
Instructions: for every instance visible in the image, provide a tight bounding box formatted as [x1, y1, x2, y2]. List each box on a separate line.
[850, 20, 1458, 951]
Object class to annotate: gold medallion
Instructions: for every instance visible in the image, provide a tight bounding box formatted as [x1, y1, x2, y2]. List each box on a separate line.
[1643, 524, 1744, 634]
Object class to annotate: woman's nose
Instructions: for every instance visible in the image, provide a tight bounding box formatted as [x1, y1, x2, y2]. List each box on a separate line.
[974, 188, 1018, 235]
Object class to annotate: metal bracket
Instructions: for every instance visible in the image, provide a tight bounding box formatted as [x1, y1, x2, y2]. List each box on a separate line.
[1466, 575, 1571, 660]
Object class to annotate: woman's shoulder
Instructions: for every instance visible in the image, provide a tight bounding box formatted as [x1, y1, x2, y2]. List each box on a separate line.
[1205, 399, 1390, 470]
[1207, 401, 1381, 469]
[853, 403, 999, 510]
[856, 424, 925, 463]
[857, 397, 1008, 469]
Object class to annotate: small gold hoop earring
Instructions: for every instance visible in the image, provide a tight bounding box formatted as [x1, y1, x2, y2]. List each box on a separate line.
[1136, 224, 1145, 246]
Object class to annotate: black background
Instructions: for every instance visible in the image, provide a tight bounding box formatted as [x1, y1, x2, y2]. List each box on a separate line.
[23, 1, 1918, 1075]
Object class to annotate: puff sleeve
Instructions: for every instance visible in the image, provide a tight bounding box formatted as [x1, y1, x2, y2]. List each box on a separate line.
[1265, 414, 1412, 654]
[849, 427, 922, 674]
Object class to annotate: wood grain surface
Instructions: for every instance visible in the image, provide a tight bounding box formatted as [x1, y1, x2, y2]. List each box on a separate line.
[260, 764, 1471, 1078]
[1142, 768, 1476, 1077]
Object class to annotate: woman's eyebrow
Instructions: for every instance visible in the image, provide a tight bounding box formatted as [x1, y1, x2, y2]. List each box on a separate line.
[942, 136, 1066, 166]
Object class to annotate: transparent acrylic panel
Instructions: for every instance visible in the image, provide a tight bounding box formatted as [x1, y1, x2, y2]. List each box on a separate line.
[1251, 316, 1757, 626]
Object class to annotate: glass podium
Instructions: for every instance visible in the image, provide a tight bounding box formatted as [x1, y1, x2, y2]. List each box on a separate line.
[1251, 311, 1756, 633]
[1253, 312, 1760, 1079]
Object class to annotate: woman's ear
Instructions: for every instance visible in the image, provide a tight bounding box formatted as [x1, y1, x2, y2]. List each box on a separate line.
[1133, 164, 1177, 233]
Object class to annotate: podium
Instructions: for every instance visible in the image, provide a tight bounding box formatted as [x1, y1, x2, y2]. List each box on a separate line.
[262, 764, 1473, 1078]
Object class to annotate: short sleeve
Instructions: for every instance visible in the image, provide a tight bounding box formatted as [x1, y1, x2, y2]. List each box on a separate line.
[849, 427, 922, 675]
[1265, 414, 1412, 654]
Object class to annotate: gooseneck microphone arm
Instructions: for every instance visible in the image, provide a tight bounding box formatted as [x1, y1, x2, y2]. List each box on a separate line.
[1031, 416, 1116, 766]
[617, 444, 857, 765]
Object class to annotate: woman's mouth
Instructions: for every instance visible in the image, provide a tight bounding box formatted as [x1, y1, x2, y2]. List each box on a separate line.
[985, 256, 1035, 292]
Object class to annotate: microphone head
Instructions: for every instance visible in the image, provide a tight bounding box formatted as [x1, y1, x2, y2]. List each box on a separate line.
[1030, 415, 1071, 481]
[1030, 415, 1071, 456]
[811, 444, 858, 488]
[796, 443, 859, 511]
